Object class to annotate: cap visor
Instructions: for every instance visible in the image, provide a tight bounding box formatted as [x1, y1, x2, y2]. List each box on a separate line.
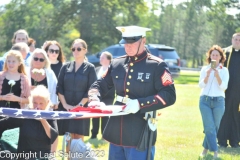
[119, 36, 142, 44]
[119, 39, 127, 44]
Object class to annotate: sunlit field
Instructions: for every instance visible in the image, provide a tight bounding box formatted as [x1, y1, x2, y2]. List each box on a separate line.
[2, 71, 239, 160]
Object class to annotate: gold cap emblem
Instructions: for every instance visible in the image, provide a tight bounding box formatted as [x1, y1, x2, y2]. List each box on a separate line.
[121, 28, 125, 32]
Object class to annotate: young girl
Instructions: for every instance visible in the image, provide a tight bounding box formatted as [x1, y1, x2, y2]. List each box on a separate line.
[0, 50, 30, 109]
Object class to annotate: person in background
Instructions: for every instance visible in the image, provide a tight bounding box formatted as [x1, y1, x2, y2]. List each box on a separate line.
[11, 42, 31, 67]
[217, 32, 240, 148]
[88, 26, 176, 160]
[28, 37, 36, 53]
[11, 29, 29, 44]
[0, 29, 32, 71]
[198, 45, 229, 158]
[0, 50, 30, 109]
[0, 85, 58, 159]
[91, 51, 115, 139]
[56, 38, 97, 152]
[27, 48, 58, 109]
[43, 40, 65, 77]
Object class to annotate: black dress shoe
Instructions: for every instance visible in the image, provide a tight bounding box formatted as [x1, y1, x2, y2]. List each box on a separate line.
[218, 144, 227, 148]
[90, 135, 97, 139]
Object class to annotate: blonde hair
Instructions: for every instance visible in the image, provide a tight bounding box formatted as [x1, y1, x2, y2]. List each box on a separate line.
[11, 29, 29, 44]
[3, 50, 27, 75]
[31, 85, 51, 110]
[30, 48, 51, 69]
[11, 42, 30, 53]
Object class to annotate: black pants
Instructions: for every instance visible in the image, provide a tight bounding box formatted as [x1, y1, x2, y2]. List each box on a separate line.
[91, 117, 109, 138]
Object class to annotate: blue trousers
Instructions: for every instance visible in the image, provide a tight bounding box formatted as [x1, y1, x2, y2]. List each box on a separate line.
[108, 143, 155, 160]
[199, 95, 225, 151]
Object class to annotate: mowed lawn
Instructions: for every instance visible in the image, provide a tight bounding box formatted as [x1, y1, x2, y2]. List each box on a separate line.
[56, 71, 240, 160]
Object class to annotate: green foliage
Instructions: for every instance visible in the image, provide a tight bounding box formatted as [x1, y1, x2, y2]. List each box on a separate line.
[0, 0, 239, 63]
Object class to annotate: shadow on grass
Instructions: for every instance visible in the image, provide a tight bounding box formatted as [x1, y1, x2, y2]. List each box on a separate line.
[198, 154, 223, 160]
[219, 147, 240, 156]
[85, 138, 108, 148]
[197, 147, 240, 160]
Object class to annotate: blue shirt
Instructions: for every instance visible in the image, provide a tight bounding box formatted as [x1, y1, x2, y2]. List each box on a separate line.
[0, 52, 32, 71]
[0, 57, 4, 71]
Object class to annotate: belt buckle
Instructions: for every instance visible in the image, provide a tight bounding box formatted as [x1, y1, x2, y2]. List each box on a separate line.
[122, 97, 128, 103]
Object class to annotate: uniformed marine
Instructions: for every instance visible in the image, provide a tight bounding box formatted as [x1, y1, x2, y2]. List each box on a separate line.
[88, 26, 176, 160]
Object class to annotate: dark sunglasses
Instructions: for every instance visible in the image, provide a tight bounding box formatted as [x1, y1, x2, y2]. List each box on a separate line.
[72, 47, 83, 52]
[33, 57, 45, 62]
[48, 49, 59, 54]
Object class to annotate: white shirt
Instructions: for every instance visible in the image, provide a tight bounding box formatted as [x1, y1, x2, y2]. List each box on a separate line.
[199, 64, 229, 97]
[97, 67, 107, 79]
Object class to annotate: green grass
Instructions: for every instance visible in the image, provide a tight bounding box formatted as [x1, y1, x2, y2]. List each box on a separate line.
[174, 70, 200, 84]
[56, 84, 240, 160]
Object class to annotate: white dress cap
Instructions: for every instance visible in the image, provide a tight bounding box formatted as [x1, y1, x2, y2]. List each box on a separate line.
[116, 26, 151, 37]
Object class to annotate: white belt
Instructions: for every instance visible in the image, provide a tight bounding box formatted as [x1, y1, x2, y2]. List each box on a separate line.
[116, 95, 130, 104]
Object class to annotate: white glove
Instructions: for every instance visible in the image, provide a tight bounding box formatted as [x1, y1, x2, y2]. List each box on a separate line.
[88, 101, 106, 108]
[124, 99, 140, 114]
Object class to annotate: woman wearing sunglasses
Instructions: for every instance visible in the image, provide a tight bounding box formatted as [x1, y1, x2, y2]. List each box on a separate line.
[56, 39, 97, 152]
[43, 40, 65, 78]
[27, 48, 58, 108]
[27, 48, 59, 153]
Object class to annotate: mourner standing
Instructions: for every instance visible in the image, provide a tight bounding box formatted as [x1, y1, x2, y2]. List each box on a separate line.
[199, 45, 229, 158]
[218, 33, 240, 148]
[91, 51, 115, 139]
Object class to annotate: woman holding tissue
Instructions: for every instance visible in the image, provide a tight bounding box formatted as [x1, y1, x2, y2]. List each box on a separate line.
[198, 45, 229, 158]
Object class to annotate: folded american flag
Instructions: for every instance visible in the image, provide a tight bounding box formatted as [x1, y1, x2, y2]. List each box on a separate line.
[0, 105, 128, 119]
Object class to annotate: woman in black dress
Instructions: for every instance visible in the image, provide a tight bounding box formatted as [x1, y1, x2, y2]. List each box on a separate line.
[43, 40, 65, 78]
[0, 50, 31, 109]
[56, 39, 97, 150]
[0, 85, 58, 160]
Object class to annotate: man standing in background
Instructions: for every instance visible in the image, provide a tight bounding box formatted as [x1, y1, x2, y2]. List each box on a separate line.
[218, 33, 240, 148]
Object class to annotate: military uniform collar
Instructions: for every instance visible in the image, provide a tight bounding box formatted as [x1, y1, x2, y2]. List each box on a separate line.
[129, 50, 148, 62]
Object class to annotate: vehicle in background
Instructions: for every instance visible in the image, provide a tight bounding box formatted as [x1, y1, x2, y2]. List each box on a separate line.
[87, 44, 181, 77]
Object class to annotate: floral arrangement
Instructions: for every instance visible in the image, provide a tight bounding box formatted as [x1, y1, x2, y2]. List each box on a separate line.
[32, 68, 45, 75]
[32, 68, 45, 86]
[6, 80, 16, 107]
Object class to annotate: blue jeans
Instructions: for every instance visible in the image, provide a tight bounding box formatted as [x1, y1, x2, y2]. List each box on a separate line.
[199, 95, 225, 151]
[108, 143, 155, 160]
